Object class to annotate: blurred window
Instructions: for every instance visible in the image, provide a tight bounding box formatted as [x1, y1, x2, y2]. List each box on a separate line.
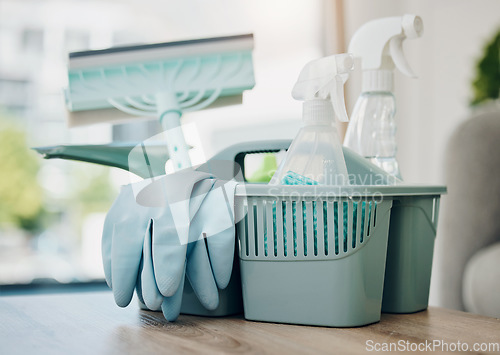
[0, 0, 326, 287]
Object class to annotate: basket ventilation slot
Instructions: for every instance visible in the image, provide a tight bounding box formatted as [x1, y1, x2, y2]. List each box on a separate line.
[241, 197, 377, 259]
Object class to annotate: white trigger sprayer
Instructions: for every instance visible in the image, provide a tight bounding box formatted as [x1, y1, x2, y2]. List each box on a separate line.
[271, 53, 354, 185]
[291, 53, 353, 123]
[344, 14, 424, 179]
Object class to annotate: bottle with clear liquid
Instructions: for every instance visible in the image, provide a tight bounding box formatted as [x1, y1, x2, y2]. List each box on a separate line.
[271, 99, 349, 185]
[345, 14, 424, 180]
[344, 91, 401, 179]
[270, 53, 354, 186]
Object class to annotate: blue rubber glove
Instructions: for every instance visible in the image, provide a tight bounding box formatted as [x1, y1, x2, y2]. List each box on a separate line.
[102, 169, 237, 321]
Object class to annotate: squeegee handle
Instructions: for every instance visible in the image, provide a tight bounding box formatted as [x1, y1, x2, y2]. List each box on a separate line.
[156, 92, 192, 171]
[160, 110, 191, 170]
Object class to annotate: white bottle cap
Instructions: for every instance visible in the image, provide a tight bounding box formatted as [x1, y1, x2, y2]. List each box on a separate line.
[303, 99, 334, 124]
[362, 70, 393, 92]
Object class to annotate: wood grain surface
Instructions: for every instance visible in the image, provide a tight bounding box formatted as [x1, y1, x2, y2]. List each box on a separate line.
[1, 291, 499, 354]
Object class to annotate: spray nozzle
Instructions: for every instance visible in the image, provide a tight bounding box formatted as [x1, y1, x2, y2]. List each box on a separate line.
[349, 14, 423, 91]
[390, 15, 423, 77]
[292, 53, 354, 122]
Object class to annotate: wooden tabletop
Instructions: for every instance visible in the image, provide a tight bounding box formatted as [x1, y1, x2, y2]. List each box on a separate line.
[1, 291, 499, 354]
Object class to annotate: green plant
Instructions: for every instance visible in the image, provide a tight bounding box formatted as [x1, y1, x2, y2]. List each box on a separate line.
[0, 117, 44, 231]
[471, 29, 500, 106]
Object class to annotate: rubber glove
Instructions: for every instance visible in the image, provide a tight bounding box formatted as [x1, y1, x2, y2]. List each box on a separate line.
[135, 169, 237, 318]
[102, 169, 238, 321]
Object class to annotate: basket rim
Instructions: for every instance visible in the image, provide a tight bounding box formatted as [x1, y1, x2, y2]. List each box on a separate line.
[235, 184, 446, 198]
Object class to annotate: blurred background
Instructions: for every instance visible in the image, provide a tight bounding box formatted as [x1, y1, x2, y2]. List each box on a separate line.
[0, 0, 499, 312]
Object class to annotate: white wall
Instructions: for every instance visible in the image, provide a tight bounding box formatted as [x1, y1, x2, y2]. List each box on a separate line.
[344, 0, 500, 185]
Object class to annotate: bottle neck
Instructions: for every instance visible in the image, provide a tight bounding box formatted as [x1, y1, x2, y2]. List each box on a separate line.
[362, 69, 393, 92]
[302, 99, 335, 125]
[358, 91, 395, 99]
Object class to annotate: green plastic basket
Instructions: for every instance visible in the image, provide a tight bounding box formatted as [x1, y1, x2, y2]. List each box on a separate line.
[343, 147, 446, 313]
[235, 184, 393, 327]
[381, 195, 441, 313]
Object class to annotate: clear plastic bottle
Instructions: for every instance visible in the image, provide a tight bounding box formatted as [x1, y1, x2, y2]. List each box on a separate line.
[271, 99, 349, 185]
[345, 14, 423, 180]
[344, 91, 401, 179]
[270, 53, 353, 185]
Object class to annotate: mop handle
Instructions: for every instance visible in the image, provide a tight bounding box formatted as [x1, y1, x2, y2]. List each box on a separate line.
[156, 92, 192, 171]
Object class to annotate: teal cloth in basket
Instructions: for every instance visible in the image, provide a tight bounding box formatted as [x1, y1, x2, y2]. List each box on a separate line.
[265, 171, 369, 257]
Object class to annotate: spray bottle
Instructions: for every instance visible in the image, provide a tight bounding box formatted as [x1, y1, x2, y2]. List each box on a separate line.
[344, 14, 423, 179]
[270, 53, 354, 185]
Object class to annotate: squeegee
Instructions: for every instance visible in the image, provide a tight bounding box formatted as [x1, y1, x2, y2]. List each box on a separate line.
[63, 34, 255, 171]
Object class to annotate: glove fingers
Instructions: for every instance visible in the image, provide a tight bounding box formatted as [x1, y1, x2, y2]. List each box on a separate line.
[161, 267, 186, 322]
[192, 181, 236, 289]
[135, 256, 147, 308]
[102, 199, 124, 289]
[206, 227, 235, 289]
[111, 221, 146, 307]
[102, 216, 113, 288]
[152, 220, 188, 297]
[141, 224, 163, 311]
[137, 299, 150, 311]
[186, 240, 219, 310]
[152, 173, 213, 297]
[102, 184, 142, 289]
